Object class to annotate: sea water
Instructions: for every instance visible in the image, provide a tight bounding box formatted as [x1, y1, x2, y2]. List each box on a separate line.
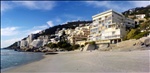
[1, 49, 44, 70]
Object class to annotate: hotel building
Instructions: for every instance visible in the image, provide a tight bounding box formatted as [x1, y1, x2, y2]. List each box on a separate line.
[89, 9, 135, 44]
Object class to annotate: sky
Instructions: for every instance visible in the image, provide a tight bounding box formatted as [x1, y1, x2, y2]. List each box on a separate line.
[1, 1, 150, 48]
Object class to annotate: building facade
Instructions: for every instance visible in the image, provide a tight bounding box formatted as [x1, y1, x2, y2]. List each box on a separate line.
[89, 9, 135, 44]
[68, 25, 90, 45]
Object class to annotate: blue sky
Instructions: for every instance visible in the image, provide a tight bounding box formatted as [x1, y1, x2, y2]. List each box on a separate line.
[1, 1, 150, 48]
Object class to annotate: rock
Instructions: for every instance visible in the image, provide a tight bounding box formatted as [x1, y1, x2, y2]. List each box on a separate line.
[144, 38, 150, 47]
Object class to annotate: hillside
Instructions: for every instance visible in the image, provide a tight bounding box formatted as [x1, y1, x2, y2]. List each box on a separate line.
[40, 20, 92, 36]
[5, 20, 92, 49]
[122, 5, 150, 19]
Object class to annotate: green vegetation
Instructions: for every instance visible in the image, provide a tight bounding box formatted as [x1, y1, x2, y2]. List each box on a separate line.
[126, 29, 140, 40]
[46, 41, 81, 51]
[72, 44, 80, 50]
[124, 19, 150, 40]
[122, 5, 150, 18]
[47, 43, 58, 49]
[133, 32, 149, 39]
[140, 20, 150, 31]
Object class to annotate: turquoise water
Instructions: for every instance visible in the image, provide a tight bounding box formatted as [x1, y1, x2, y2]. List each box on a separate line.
[1, 49, 44, 70]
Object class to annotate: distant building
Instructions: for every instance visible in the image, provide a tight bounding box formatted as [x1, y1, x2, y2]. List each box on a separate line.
[20, 40, 28, 47]
[26, 34, 35, 45]
[68, 25, 90, 45]
[135, 14, 145, 19]
[89, 9, 135, 44]
[17, 41, 21, 47]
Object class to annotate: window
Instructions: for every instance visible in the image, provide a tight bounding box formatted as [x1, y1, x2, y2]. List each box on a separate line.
[112, 31, 115, 35]
[99, 21, 101, 24]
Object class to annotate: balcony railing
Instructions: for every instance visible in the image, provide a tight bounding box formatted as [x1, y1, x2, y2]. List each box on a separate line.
[104, 35, 120, 39]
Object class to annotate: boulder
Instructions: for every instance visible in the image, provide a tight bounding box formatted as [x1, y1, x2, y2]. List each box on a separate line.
[144, 38, 150, 47]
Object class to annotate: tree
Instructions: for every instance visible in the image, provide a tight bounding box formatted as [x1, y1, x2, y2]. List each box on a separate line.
[57, 41, 72, 51]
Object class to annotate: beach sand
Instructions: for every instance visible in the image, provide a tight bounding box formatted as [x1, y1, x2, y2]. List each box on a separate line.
[1, 50, 150, 73]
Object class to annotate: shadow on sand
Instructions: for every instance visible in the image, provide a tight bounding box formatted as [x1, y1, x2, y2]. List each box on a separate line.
[45, 52, 58, 55]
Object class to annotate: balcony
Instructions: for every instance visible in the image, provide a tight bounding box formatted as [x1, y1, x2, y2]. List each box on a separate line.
[104, 35, 120, 39]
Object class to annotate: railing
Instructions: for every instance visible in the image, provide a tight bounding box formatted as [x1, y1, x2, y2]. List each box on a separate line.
[104, 35, 120, 39]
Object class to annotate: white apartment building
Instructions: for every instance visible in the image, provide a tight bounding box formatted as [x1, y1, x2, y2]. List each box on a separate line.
[20, 40, 28, 47]
[26, 34, 35, 45]
[135, 14, 145, 19]
[90, 9, 135, 44]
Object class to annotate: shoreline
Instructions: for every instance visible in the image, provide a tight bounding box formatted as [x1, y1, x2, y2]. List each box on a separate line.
[1, 50, 150, 73]
[1, 50, 45, 72]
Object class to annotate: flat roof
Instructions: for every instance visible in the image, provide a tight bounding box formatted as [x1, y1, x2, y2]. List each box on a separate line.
[92, 9, 123, 18]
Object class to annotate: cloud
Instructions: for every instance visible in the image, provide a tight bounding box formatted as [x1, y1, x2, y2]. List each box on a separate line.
[86, 1, 127, 12]
[47, 21, 54, 27]
[12, 1, 56, 10]
[1, 1, 56, 14]
[1, 38, 22, 48]
[85, 1, 150, 12]
[26, 25, 49, 34]
[1, 27, 19, 36]
[1, 1, 14, 13]
[129, 1, 150, 7]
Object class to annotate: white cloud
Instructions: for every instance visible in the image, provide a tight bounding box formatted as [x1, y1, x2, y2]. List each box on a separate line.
[1, 38, 22, 48]
[85, 1, 121, 11]
[1, 25, 49, 48]
[47, 21, 54, 27]
[12, 1, 56, 10]
[129, 1, 150, 7]
[1, 1, 56, 14]
[26, 25, 49, 34]
[1, 27, 19, 36]
[1, 1, 14, 13]
[85, 1, 150, 12]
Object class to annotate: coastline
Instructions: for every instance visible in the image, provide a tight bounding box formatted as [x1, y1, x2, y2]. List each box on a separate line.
[1, 50, 150, 73]
[1, 50, 45, 72]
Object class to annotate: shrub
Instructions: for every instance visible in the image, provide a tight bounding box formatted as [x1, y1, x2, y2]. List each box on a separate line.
[72, 44, 80, 50]
[126, 29, 140, 40]
[133, 31, 149, 39]
[57, 41, 72, 51]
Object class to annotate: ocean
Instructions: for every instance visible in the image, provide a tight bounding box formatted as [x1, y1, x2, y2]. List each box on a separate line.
[1, 49, 44, 70]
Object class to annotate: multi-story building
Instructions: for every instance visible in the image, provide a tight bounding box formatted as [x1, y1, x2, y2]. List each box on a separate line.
[26, 34, 35, 45]
[68, 25, 90, 45]
[89, 9, 135, 44]
[135, 14, 145, 19]
[20, 40, 28, 48]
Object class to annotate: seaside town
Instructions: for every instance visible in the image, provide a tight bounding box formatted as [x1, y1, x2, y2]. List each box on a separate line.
[1, 1, 150, 73]
[9, 8, 150, 52]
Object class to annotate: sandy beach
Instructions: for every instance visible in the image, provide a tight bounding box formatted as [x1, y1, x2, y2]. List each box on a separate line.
[1, 50, 150, 73]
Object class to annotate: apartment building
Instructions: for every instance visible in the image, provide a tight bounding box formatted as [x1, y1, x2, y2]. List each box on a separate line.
[68, 25, 90, 44]
[89, 9, 135, 44]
